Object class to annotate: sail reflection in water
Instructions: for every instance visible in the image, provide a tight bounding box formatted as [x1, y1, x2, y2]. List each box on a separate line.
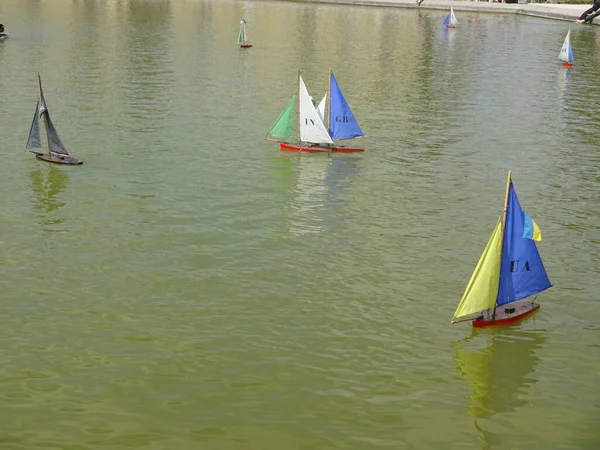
[453, 330, 546, 446]
[289, 155, 331, 236]
[29, 166, 69, 229]
[287, 154, 360, 236]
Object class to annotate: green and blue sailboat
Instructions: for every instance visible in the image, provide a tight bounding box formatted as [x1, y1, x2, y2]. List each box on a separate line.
[266, 70, 365, 153]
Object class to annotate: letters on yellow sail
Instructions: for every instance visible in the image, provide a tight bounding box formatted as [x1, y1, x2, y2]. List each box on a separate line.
[452, 220, 503, 323]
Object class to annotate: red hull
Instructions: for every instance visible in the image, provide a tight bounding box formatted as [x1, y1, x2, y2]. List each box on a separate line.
[445, 25, 456, 29]
[240, 44, 253, 48]
[473, 303, 540, 328]
[562, 63, 572, 68]
[279, 142, 364, 153]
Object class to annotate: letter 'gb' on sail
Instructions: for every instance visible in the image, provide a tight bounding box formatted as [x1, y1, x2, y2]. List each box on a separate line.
[452, 171, 552, 328]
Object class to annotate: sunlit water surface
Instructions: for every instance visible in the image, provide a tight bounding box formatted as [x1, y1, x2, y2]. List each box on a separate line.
[0, 0, 599, 448]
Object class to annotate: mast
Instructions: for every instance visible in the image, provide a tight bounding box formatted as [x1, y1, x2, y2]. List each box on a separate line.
[327, 68, 332, 130]
[38, 73, 52, 156]
[298, 70, 301, 144]
[327, 68, 332, 148]
[492, 170, 512, 320]
[37, 73, 45, 104]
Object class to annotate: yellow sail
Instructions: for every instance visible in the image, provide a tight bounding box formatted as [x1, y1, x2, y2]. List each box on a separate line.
[452, 220, 502, 323]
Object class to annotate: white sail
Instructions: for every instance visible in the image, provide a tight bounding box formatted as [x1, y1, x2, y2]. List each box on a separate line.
[558, 29, 572, 63]
[299, 75, 333, 144]
[242, 21, 248, 44]
[316, 93, 327, 123]
[450, 6, 458, 26]
[238, 20, 249, 45]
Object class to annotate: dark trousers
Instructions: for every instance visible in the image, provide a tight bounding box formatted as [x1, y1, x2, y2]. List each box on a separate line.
[579, 7, 600, 21]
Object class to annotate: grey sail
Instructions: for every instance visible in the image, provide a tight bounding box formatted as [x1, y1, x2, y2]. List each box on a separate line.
[41, 100, 69, 156]
[26, 101, 42, 150]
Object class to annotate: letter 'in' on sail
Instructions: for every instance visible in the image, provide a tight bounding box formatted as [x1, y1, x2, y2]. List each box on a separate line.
[452, 171, 551, 328]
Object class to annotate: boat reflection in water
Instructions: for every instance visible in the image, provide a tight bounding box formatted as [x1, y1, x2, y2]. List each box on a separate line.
[287, 154, 359, 237]
[288, 155, 331, 236]
[29, 165, 69, 230]
[453, 329, 546, 447]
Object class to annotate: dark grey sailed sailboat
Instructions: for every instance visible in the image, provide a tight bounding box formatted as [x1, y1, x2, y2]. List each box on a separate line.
[26, 73, 83, 165]
[0, 23, 8, 41]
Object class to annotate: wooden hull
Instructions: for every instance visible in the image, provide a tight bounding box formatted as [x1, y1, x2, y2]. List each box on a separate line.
[280, 142, 364, 153]
[473, 302, 540, 328]
[36, 154, 83, 165]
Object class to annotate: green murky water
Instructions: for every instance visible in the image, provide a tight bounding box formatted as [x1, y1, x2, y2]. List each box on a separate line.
[0, 0, 599, 448]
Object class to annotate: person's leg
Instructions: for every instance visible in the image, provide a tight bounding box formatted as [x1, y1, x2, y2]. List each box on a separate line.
[584, 10, 600, 21]
[577, 6, 595, 21]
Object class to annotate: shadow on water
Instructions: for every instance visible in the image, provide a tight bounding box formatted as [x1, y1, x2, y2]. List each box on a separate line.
[29, 165, 69, 229]
[453, 328, 547, 449]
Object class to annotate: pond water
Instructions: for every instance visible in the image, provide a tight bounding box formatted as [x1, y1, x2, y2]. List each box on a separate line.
[0, 0, 599, 448]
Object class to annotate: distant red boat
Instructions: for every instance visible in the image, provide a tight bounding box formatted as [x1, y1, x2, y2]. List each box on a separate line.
[237, 19, 252, 49]
[558, 29, 574, 68]
[443, 6, 458, 28]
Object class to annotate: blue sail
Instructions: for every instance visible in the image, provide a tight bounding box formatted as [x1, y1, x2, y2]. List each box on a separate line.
[328, 72, 364, 141]
[443, 14, 451, 27]
[496, 183, 552, 306]
[568, 43, 574, 63]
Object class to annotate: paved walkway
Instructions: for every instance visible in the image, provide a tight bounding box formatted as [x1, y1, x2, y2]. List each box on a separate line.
[292, 0, 592, 24]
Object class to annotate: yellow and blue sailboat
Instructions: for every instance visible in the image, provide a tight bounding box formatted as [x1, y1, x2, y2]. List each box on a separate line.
[452, 171, 551, 327]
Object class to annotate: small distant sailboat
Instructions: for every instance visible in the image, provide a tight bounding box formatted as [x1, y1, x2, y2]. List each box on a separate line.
[0, 23, 8, 41]
[558, 28, 574, 68]
[237, 19, 252, 48]
[25, 73, 83, 165]
[452, 171, 551, 328]
[444, 6, 458, 29]
[266, 70, 364, 153]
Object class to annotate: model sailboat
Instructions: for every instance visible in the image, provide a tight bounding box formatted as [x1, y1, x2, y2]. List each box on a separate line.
[0, 23, 8, 41]
[266, 70, 364, 153]
[25, 74, 83, 165]
[237, 19, 252, 48]
[452, 172, 551, 328]
[444, 6, 458, 29]
[558, 29, 574, 68]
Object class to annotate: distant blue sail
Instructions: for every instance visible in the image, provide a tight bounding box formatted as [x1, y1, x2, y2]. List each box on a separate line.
[328, 72, 364, 141]
[497, 183, 551, 306]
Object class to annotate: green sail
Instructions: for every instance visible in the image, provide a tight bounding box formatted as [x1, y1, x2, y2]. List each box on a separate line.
[266, 95, 296, 141]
